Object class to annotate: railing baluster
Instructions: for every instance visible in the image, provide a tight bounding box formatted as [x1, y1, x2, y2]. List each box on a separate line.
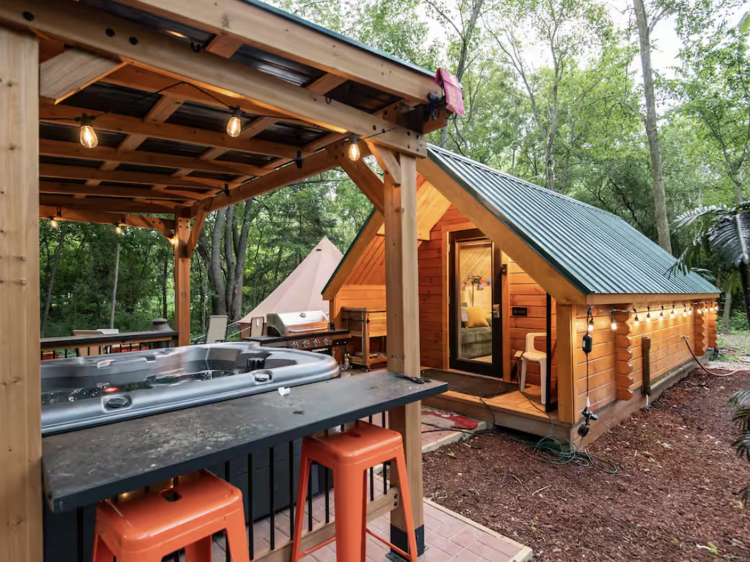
[288, 441, 295, 538]
[269, 446, 275, 550]
[369, 415, 374, 500]
[248, 453, 254, 561]
[382, 412, 388, 492]
[324, 466, 330, 524]
[76, 507, 84, 562]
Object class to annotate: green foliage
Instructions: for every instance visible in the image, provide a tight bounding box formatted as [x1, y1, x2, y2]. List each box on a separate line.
[730, 390, 750, 501]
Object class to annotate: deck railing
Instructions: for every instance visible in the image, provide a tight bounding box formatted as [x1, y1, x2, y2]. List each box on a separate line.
[40, 330, 179, 360]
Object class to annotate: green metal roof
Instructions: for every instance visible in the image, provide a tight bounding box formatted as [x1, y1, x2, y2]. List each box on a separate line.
[239, 0, 436, 78]
[428, 145, 718, 296]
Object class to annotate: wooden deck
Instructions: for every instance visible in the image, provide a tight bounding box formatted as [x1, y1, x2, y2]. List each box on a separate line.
[423, 378, 572, 439]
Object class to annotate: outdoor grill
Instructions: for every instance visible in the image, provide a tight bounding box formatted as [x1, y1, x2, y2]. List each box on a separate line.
[249, 310, 350, 353]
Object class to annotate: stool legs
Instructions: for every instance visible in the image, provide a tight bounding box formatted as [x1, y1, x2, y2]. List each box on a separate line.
[184, 537, 212, 562]
[539, 357, 547, 405]
[92, 535, 113, 562]
[333, 467, 367, 562]
[224, 510, 251, 562]
[290, 451, 312, 562]
[520, 357, 528, 392]
[392, 449, 419, 562]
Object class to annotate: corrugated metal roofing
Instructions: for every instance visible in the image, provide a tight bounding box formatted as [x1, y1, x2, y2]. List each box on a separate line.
[428, 145, 717, 296]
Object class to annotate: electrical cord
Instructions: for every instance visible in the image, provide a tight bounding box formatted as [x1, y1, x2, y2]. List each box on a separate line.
[682, 336, 744, 376]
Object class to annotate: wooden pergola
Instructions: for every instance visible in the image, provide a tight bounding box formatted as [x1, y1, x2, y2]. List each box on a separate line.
[0, 0, 450, 559]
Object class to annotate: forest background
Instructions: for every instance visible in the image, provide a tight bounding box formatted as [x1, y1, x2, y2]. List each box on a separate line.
[39, 0, 750, 339]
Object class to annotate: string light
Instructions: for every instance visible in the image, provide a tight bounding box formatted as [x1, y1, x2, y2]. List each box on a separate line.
[79, 114, 98, 148]
[348, 136, 361, 161]
[697, 306, 703, 315]
[611, 310, 617, 331]
[226, 107, 242, 137]
[49, 217, 58, 229]
[682, 303, 688, 317]
[714, 302, 719, 312]
[170, 235, 179, 246]
[646, 306, 651, 323]
[659, 306, 664, 320]
[115, 225, 123, 235]
[688, 303, 693, 315]
[588, 316, 595, 332]
[633, 307, 640, 327]
[670, 305, 676, 319]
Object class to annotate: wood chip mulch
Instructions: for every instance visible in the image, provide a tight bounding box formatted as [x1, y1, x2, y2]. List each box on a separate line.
[423, 368, 750, 561]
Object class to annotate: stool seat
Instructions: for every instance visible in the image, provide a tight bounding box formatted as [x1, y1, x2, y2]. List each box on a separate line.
[304, 422, 403, 467]
[291, 421, 418, 562]
[93, 470, 250, 562]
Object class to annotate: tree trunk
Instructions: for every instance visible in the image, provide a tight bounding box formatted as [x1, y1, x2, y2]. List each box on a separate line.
[110, 240, 120, 329]
[721, 289, 733, 333]
[162, 252, 168, 319]
[633, 0, 672, 254]
[739, 262, 750, 332]
[41, 225, 66, 337]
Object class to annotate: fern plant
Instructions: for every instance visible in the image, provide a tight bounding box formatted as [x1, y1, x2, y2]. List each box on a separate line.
[672, 203, 750, 331]
[730, 390, 750, 502]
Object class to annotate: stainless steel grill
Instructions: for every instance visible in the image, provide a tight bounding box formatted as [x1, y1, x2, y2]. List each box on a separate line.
[266, 311, 329, 337]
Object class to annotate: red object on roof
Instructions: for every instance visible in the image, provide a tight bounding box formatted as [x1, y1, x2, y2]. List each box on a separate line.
[434, 69, 465, 117]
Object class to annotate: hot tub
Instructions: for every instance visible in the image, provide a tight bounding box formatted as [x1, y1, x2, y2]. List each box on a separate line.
[41, 342, 338, 435]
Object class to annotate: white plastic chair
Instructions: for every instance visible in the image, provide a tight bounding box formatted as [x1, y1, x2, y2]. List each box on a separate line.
[520, 332, 547, 405]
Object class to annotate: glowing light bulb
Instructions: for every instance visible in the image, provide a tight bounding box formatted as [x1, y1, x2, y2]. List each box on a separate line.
[170, 235, 179, 246]
[226, 107, 242, 138]
[115, 225, 123, 235]
[49, 218, 58, 229]
[349, 137, 361, 161]
[646, 312, 651, 323]
[634, 316, 640, 326]
[682, 304, 687, 317]
[670, 307, 675, 319]
[79, 114, 98, 148]
[698, 307, 703, 315]
[611, 312, 617, 331]
[659, 307, 664, 320]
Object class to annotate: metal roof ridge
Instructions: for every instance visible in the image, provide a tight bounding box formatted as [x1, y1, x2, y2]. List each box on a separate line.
[238, 0, 436, 78]
[427, 144, 614, 218]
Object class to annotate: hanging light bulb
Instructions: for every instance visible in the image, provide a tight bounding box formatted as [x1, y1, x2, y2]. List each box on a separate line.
[611, 311, 617, 331]
[226, 107, 242, 138]
[670, 305, 675, 319]
[348, 136, 361, 161]
[646, 306, 651, 323]
[588, 317, 594, 332]
[682, 303, 688, 317]
[79, 114, 98, 148]
[170, 235, 179, 246]
[697, 305, 703, 315]
[115, 225, 123, 235]
[688, 304, 693, 315]
[659, 306, 664, 320]
[49, 217, 58, 229]
[714, 302, 719, 312]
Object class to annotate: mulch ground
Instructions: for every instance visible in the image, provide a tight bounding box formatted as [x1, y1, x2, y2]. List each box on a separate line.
[423, 368, 750, 561]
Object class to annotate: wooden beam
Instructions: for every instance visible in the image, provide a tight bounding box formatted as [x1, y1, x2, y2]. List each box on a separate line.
[332, 147, 385, 214]
[40, 48, 124, 104]
[186, 203, 209, 258]
[116, 0, 440, 104]
[207, 146, 339, 211]
[39, 181, 206, 201]
[40, 195, 179, 214]
[384, 153, 424, 553]
[39, 205, 175, 236]
[39, 103, 311, 160]
[0, 0, 427, 157]
[556, 304, 578, 425]
[585, 292, 720, 305]
[205, 33, 243, 58]
[0, 27, 42, 562]
[174, 214, 191, 346]
[418, 158, 586, 305]
[40, 163, 223, 190]
[103, 66, 317, 125]
[306, 73, 348, 95]
[39, 139, 265, 177]
[367, 142, 402, 186]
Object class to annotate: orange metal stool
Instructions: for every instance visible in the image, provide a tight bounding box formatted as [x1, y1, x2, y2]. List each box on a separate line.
[92, 470, 250, 562]
[290, 421, 418, 562]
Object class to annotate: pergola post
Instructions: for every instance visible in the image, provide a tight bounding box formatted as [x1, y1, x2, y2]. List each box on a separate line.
[384, 153, 425, 554]
[0, 27, 43, 562]
[174, 214, 192, 346]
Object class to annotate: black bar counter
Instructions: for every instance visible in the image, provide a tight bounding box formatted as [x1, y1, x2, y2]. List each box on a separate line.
[43, 372, 446, 513]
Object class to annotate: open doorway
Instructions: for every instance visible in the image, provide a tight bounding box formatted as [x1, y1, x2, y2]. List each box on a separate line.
[448, 229, 503, 377]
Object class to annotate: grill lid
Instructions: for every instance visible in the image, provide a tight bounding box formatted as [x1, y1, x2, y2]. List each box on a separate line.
[266, 310, 329, 336]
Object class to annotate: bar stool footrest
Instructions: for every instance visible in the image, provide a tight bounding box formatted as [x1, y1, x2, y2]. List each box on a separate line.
[366, 528, 412, 560]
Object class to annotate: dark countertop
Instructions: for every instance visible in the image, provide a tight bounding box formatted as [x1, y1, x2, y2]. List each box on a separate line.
[42, 372, 446, 513]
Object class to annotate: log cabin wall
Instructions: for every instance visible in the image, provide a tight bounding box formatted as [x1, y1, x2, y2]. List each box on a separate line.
[571, 300, 718, 422]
